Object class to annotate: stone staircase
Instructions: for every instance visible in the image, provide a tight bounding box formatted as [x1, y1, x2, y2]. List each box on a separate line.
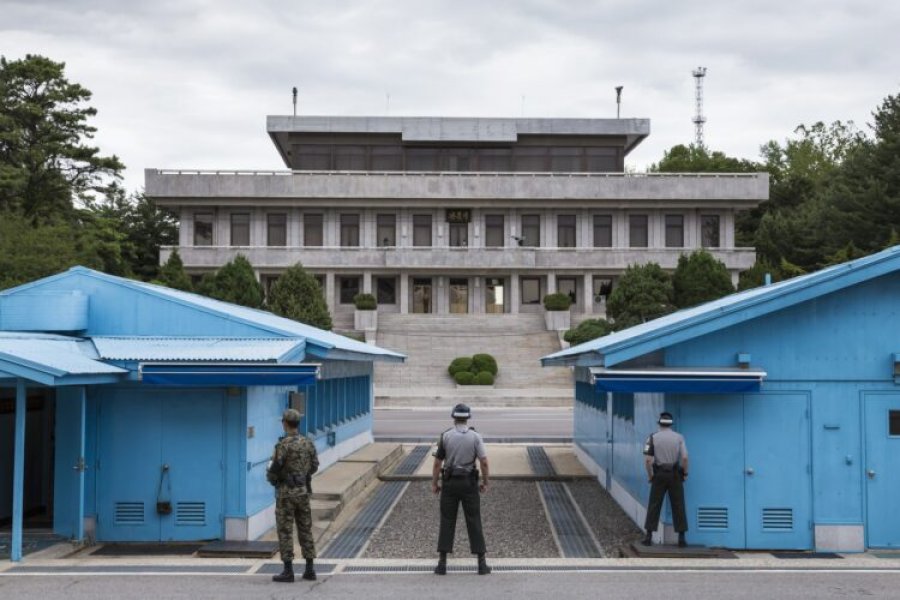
[373, 313, 573, 407]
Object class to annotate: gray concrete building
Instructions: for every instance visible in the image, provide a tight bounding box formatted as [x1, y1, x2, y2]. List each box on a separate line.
[146, 116, 766, 329]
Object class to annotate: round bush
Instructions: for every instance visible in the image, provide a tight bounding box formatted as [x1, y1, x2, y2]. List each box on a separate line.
[448, 357, 474, 376]
[543, 292, 572, 311]
[473, 371, 494, 385]
[353, 293, 377, 310]
[471, 353, 498, 376]
[454, 371, 475, 385]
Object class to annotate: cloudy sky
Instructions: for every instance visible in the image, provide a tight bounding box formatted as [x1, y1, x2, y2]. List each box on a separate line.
[3, 0, 898, 192]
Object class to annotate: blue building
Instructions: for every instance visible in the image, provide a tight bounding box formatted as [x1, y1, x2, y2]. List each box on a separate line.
[0, 267, 403, 561]
[542, 246, 900, 552]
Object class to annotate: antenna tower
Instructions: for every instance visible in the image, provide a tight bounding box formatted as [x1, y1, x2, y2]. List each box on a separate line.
[692, 67, 707, 147]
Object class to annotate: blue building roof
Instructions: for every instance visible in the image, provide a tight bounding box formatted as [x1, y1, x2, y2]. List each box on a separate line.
[542, 245, 900, 368]
[0, 332, 127, 386]
[92, 337, 306, 363]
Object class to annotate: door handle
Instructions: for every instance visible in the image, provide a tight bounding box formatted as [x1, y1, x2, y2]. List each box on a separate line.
[867, 469, 876, 479]
[745, 467, 755, 476]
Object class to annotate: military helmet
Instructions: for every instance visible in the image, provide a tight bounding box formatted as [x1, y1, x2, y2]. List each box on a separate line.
[451, 403, 472, 420]
[282, 408, 302, 426]
[658, 411, 674, 426]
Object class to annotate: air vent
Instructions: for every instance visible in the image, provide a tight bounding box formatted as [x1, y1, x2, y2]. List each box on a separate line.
[697, 506, 728, 530]
[762, 508, 793, 530]
[114, 502, 144, 525]
[176, 502, 206, 526]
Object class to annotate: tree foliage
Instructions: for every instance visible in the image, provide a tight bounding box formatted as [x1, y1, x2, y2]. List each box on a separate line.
[155, 250, 193, 292]
[563, 318, 615, 346]
[197, 254, 264, 309]
[266, 263, 333, 330]
[672, 250, 734, 309]
[606, 263, 675, 329]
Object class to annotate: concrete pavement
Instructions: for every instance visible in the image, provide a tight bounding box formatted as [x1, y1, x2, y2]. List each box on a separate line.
[374, 407, 573, 441]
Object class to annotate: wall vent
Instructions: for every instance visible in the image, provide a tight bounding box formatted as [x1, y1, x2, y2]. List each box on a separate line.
[697, 506, 728, 530]
[762, 508, 793, 530]
[176, 501, 206, 526]
[114, 502, 144, 525]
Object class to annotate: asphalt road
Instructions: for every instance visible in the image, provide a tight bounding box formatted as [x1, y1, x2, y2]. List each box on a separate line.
[373, 407, 573, 441]
[3, 571, 899, 600]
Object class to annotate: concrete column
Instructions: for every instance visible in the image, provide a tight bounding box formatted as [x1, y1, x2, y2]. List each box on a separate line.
[580, 209, 590, 248]
[471, 208, 481, 248]
[11, 378, 26, 562]
[363, 272, 373, 294]
[216, 209, 228, 247]
[325, 272, 336, 314]
[724, 211, 735, 248]
[547, 272, 557, 294]
[289, 208, 301, 246]
[436, 276, 448, 314]
[399, 274, 409, 313]
[583, 273, 593, 315]
[180, 208, 193, 246]
[473, 277, 484, 313]
[510, 273, 520, 314]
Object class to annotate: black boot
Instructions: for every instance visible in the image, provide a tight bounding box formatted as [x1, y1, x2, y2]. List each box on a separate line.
[272, 560, 294, 583]
[641, 532, 652, 546]
[302, 558, 317, 581]
[678, 533, 687, 548]
[477, 553, 491, 575]
[434, 552, 447, 575]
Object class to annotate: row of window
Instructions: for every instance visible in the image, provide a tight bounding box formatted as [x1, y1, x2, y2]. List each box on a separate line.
[574, 384, 635, 422]
[290, 143, 621, 173]
[193, 212, 722, 249]
[301, 376, 370, 434]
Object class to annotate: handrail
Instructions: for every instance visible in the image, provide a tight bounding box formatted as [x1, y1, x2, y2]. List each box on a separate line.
[152, 169, 764, 179]
[160, 244, 759, 252]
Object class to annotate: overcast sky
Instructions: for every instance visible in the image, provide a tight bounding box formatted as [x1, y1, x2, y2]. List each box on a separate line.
[3, 0, 899, 193]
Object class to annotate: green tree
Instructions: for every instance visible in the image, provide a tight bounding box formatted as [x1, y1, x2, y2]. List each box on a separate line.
[563, 318, 614, 346]
[671, 250, 734, 308]
[0, 55, 123, 220]
[0, 211, 79, 289]
[606, 263, 675, 329]
[155, 250, 193, 292]
[198, 255, 264, 308]
[737, 258, 780, 291]
[649, 144, 760, 174]
[266, 263, 333, 330]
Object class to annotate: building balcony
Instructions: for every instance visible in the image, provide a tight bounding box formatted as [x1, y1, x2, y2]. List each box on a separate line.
[146, 169, 768, 207]
[162, 245, 757, 272]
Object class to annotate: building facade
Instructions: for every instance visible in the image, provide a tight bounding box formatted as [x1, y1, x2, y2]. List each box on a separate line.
[146, 116, 766, 326]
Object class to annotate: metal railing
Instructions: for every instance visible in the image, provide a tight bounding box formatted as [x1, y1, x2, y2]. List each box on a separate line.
[152, 168, 763, 179]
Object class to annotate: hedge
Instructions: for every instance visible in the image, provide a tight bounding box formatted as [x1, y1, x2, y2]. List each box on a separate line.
[448, 357, 474, 376]
[471, 353, 498, 376]
[543, 292, 572, 311]
[454, 371, 475, 385]
[473, 371, 494, 385]
[353, 293, 377, 310]
[448, 353, 499, 384]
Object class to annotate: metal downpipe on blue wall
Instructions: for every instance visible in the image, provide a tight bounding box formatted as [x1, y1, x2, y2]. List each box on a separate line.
[11, 378, 26, 562]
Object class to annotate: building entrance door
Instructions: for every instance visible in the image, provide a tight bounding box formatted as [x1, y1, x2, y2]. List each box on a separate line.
[485, 278, 505, 314]
[412, 278, 432, 314]
[864, 393, 900, 547]
[449, 279, 468, 314]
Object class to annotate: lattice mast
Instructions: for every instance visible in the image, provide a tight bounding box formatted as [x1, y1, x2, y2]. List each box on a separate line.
[692, 67, 707, 148]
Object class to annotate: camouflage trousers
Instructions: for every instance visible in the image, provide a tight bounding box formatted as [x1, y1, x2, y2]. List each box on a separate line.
[275, 489, 316, 561]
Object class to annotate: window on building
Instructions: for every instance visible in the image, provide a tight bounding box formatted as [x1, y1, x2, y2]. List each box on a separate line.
[521, 277, 541, 305]
[444, 148, 474, 171]
[702, 215, 721, 248]
[413, 214, 432, 247]
[521, 214, 541, 247]
[477, 148, 512, 171]
[612, 392, 635, 422]
[593, 214, 612, 247]
[371, 146, 402, 170]
[515, 146, 548, 171]
[340, 214, 360, 247]
[449, 222, 468, 247]
[586, 147, 618, 172]
[339, 276, 360, 304]
[295, 144, 331, 170]
[334, 146, 366, 170]
[558, 277, 577, 305]
[194, 212, 213, 246]
[557, 214, 577, 248]
[485, 215, 505, 247]
[375, 276, 397, 304]
[304, 213, 324, 247]
[629, 214, 648, 248]
[665, 214, 684, 248]
[550, 147, 582, 172]
[267, 213, 287, 247]
[377, 214, 396, 247]
[406, 148, 439, 171]
[230, 213, 250, 246]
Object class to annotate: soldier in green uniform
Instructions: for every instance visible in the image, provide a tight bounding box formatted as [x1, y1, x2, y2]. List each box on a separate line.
[267, 408, 319, 583]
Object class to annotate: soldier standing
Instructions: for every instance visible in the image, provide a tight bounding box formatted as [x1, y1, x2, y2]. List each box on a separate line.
[267, 408, 319, 583]
[431, 403, 491, 575]
[642, 411, 689, 547]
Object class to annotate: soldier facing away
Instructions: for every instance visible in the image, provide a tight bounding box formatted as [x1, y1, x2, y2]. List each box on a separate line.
[267, 408, 319, 583]
[642, 411, 689, 547]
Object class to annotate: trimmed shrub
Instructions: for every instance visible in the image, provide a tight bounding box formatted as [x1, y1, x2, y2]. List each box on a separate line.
[448, 357, 474, 376]
[454, 371, 475, 385]
[471, 353, 498, 376]
[473, 371, 494, 385]
[563, 318, 615, 346]
[543, 292, 572, 311]
[353, 292, 377, 310]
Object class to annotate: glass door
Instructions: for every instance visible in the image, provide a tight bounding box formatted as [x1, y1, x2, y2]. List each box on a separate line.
[485, 277, 505, 314]
[412, 278, 432, 314]
[449, 278, 468, 313]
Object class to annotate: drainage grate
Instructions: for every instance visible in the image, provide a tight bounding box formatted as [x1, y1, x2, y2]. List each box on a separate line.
[393, 445, 431, 475]
[343, 565, 618, 573]
[7, 565, 250, 574]
[256, 562, 336, 574]
[540, 482, 602, 559]
[771, 551, 842, 559]
[527, 446, 557, 477]
[320, 482, 407, 558]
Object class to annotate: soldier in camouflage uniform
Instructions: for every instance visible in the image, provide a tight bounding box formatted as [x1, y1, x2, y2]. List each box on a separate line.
[267, 408, 319, 583]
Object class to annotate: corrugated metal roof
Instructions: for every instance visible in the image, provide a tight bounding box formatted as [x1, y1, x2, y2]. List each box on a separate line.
[92, 337, 304, 362]
[0, 332, 127, 376]
[543, 245, 900, 367]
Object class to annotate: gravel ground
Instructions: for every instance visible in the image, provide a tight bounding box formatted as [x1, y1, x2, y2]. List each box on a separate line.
[363, 480, 559, 558]
[567, 479, 643, 556]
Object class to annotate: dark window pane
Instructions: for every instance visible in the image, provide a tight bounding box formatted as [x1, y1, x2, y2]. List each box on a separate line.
[376, 277, 396, 304]
[558, 277, 577, 304]
[413, 214, 432, 247]
[267, 213, 287, 247]
[340, 214, 360, 247]
[890, 410, 900, 436]
[339, 276, 360, 304]
[406, 148, 438, 171]
[665, 214, 684, 248]
[371, 146, 402, 170]
[449, 222, 468, 247]
[550, 147, 582, 172]
[444, 148, 474, 171]
[295, 144, 331, 170]
[586, 147, 619, 172]
[593, 214, 612, 247]
[558, 214, 576, 248]
[334, 146, 366, 170]
[702, 215, 721, 248]
[231, 213, 250, 246]
[521, 214, 541, 247]
[521, 277, 541, 304]
[304, 213, 323, 247]
[629, 215, 648, 248]
[485, 214, 505, 247]
[477, 148, 512, 171]
[194, 212, 213, 246]
[515, 146, 548, 171]
[377, 214, 396, 247]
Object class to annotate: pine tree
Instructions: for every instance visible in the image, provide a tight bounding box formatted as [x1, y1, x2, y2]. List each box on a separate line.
[198, 255, 264, 308]
[606, 263, 675, 330]
[266, 263, 333, 331]
[672, 250, 734, 309]
[156, 250, 193, 292]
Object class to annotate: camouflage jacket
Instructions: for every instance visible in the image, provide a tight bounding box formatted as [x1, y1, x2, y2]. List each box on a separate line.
[267, 433, 319, 493]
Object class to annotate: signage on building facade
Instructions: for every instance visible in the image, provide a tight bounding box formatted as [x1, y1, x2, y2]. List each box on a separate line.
[446, 209, 471, 223]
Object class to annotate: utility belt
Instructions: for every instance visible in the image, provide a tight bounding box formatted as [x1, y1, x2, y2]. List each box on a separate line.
[442, 466, 478, 481]
[652, 463, 682, 475]
[280, 473, 308, 488]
